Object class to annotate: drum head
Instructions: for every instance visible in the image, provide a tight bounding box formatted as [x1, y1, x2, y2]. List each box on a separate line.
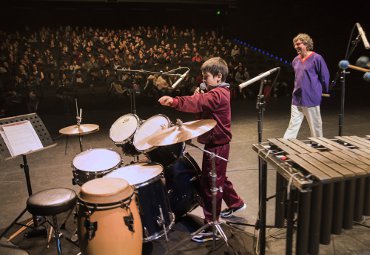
[110, 114, 140, 144]
[79, 178, 134, 204]
[104, 163, 163, 187]
[73, 148, 121, 172]
[133, 114, 170, 152]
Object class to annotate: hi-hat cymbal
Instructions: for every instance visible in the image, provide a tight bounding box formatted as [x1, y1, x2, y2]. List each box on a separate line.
[59, 124, 99, 136]
[147, 119, 216, 146]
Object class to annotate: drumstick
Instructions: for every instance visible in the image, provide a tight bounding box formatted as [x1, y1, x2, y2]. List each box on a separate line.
[322, 93, 330, 98]
[7, 218, 34, 241]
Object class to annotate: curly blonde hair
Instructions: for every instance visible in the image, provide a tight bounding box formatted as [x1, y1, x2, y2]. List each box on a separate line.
[293, 33, 314, 51]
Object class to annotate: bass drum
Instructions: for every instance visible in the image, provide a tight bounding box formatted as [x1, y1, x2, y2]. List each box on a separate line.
[164, 152, 202, 217]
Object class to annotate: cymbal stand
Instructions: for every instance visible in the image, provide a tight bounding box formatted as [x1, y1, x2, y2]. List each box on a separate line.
[76, 116, 83, 152]
[187, 142, 229, 249]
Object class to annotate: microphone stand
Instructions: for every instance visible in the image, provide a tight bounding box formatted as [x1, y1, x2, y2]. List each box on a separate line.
[256, 79, 268, 255]
[233, 69, 280, 255]
[129, 77, 137, 115]
[115, 67, 188, 114]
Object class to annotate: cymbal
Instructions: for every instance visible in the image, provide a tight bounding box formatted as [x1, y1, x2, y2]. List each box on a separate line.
[148, 119, 216, 146]
[59, 124, 99, 136]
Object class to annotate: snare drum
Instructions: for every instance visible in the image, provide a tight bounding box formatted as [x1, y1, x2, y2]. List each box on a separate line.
[72, 148, 122, 186]
[77, 178, 142, 255]
[133, 114, 184, 166]
[104, 163, 174, 242]
[110, 113, 140, 156]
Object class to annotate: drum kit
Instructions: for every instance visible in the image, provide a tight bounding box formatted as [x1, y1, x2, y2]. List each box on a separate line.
[60, 112, 217, 254]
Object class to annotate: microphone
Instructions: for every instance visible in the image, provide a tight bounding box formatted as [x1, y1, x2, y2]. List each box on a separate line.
[338, 60, 370, 73]
[356, 22, 370, 50]
[172, 69, 190, 89]
[199, 82, 207, 93]
[239, 67, 280, 90]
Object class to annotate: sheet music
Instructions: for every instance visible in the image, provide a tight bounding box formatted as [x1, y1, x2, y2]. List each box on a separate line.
[0, 120, 43, 157]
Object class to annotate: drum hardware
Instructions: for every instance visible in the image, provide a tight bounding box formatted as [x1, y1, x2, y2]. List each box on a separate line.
[59, 104, 99, 153]
[84, 219, 97, 240]
[158, 205, 169, 242]
[59, 123, 99, 153]
[124, 212, 135, 232]
[186, 141, 230, 248]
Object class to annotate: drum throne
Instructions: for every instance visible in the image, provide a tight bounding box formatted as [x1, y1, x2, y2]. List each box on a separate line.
[26, 188, 77, 255]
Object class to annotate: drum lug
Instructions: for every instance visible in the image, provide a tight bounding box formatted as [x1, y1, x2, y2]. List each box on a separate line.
[156, 216, 164, 227]
[143, 227, 149, 237]
[84, 219, 97, 240]
[167, 189, 173, 194]
[123, 212, 135, 232]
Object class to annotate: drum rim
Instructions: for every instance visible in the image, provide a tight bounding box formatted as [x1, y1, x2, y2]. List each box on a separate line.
[78, 191, 135, 210]
[133, 114, 170, 152]
[109, 113, 140, 143]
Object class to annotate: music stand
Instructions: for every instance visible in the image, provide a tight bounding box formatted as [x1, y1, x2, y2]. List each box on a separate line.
[0, 113, 56, 239]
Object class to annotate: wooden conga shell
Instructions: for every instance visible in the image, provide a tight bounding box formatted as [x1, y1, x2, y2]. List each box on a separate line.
[77, 178, 142, 255]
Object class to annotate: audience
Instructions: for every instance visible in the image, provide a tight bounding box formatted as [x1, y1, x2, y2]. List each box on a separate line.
[0, 25, 286, 117]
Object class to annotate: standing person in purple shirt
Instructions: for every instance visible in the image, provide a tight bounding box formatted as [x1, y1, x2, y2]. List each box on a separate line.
[158, 57, 246, 243]
[283, 33, 330, 139]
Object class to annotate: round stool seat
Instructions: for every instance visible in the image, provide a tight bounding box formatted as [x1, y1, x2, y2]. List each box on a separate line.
[27, 188, 77, 216]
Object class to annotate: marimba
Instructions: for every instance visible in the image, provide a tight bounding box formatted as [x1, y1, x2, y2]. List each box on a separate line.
[253, 136, 370, 255]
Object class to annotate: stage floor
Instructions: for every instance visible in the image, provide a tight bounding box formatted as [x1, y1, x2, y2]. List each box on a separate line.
[1, 93, 370, 254]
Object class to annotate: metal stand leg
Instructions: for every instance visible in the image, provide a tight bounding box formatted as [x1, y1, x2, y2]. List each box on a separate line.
[52, 216, 62, 255]
[64, 136, 69, 155]
[189, 149, 229, 249]
[78, 135, 83, 152]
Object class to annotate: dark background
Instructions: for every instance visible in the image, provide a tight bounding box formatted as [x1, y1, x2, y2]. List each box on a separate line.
[1, 0, 369, 90]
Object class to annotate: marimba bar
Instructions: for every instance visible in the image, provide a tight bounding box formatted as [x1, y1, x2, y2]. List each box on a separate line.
[253, 136, 370, 255]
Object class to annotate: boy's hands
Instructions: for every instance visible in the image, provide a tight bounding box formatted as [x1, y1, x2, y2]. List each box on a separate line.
[158, 96, 173, 106]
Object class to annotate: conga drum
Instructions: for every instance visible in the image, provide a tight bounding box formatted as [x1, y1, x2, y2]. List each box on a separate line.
[77, 178, 142, 255]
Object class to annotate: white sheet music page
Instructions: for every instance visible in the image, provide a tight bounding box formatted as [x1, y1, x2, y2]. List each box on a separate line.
[1, 120, 43, 157]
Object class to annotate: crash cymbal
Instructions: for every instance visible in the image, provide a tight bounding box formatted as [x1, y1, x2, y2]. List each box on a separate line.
[59, 124, 99, 136]
[148, 119, 216, 146]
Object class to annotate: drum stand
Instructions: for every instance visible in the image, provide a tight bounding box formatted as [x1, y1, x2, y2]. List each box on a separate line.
[187, 142, 229, 249]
